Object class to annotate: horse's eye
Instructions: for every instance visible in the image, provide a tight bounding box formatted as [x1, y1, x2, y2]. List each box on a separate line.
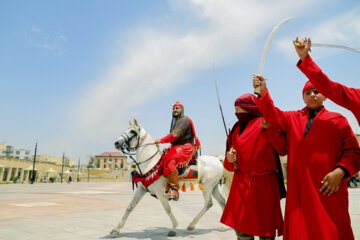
[130, 130, 137, 135]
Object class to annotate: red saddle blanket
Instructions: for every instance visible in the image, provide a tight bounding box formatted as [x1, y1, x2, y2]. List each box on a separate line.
[178, 164, 199, 181]
[131, 159, 163, 188]
[131, 160, 199, 188]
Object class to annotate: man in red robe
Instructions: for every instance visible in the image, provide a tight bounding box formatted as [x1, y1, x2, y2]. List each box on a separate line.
[155, 101, 200, 201]
[253, 76, 360, 240]
[294, 37, 360, 126]
[220, 93, 287, 240]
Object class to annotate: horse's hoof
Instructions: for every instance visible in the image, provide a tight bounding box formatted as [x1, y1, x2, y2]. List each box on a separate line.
[187, 226, 195, 231]
[167, 230, 176, 237]
[109, 229, 120, 236]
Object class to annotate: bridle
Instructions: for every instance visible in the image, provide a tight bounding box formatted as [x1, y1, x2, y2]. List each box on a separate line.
[117, 127, 159, 175]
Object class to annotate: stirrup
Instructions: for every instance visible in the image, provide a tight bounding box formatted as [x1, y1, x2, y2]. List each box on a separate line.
[164, 189, 179, 201]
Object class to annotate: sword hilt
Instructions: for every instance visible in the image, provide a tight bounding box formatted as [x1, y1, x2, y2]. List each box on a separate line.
[293, 40, 311, 52]
[251, 73, 267, 96]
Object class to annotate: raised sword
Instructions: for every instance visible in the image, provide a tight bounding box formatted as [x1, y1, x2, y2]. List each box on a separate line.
[253, 17, 294, 94]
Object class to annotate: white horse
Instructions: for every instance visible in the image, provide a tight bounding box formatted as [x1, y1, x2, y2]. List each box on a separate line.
[110, 119, 226, 237]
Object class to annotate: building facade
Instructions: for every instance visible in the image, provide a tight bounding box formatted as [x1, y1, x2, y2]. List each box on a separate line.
[33, 154, 75, 167]
[0, 144, 31, 160]
[0, 157, 72, 183]
[95, 152, 127, 170]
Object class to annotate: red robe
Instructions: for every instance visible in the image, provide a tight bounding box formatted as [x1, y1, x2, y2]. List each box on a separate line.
[220, 118, 285, 237]
[256, 90, 360, 240]
[298, 54, 360, 126]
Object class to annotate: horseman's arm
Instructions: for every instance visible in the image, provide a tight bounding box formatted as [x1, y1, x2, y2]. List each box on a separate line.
[155, 118, 189, 144]
[156, 133, 179, 144]
[188, 117, 201, 148]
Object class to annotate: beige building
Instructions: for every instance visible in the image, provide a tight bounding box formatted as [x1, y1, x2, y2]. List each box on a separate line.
[34, 154, 75, 167]
[0, 141, 6, 150]
[0, 157, 72, 183]
[95, 152, 127, 170]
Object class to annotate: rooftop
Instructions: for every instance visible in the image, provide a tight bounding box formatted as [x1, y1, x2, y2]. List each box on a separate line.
[96, 152, 124, 157]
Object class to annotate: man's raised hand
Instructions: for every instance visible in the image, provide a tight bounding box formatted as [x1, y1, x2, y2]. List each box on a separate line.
[294, 37, 312, 61]
[252, 75, 267, 97]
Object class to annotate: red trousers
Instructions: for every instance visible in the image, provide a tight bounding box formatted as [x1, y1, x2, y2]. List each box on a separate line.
[163, 143, 195, 176]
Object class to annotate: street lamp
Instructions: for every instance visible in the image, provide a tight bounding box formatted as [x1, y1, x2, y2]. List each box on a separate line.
[77, 158, 80, 182]
[61, 152, 65, 183]
[30, 141, 38, 184]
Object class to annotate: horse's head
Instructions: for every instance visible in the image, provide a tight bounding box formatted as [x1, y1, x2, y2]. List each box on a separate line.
[114, 118, 142, 152]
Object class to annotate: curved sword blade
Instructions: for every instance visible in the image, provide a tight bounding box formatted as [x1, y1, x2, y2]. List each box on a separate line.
[311, 43, 360, 53]
[257, 17, 294, 75]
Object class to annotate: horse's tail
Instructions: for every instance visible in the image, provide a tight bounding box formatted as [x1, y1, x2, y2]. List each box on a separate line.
[217, 155, 233, 200]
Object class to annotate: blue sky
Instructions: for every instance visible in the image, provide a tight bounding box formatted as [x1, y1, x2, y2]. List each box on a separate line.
[1, 0, 360, 163]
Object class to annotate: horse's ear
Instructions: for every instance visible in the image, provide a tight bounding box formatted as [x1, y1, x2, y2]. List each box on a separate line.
[134, 118, 139, 127]
[129, 120, 135, 130]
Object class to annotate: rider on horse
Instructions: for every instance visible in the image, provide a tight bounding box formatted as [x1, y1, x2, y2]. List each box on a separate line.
[155, 101, 200, 201]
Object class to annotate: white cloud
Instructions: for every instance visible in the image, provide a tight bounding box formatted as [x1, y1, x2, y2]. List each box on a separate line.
[70, 0, 324, 147]
[29, 27, 67, 56]
[40, 43, 56, 50]
[32, 27, 41, 32]
[277, 9, 360, 59]
[59, 34, 67, 42]
[310, 10, 360, 44]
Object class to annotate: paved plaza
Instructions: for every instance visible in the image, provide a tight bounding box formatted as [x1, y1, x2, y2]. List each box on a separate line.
[0, 182, 359, 240]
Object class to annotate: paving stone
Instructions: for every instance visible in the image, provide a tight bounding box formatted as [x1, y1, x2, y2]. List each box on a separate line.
[0, 182, 359, 239]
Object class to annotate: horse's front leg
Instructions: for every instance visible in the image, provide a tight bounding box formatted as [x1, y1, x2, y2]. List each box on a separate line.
[157, 192, 178, 237]
[110, 185, 147, 236]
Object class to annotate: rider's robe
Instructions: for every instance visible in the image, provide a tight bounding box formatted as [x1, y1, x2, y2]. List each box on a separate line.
[256, 90, 360, 240]
[298, 54, 360, 127]
[220, 117, 285, 237]
[160, 116, 197, 175]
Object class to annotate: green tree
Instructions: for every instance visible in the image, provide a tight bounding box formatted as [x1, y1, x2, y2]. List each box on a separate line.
[87, 156, 99, 168]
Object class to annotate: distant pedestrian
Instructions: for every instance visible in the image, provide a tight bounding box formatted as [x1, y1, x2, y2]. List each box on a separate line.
[67, 176, 72, 184]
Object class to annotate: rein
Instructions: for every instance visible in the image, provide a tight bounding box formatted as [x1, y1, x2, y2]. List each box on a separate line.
[127, 148, 160, 175]
[120, 131, 160, 175]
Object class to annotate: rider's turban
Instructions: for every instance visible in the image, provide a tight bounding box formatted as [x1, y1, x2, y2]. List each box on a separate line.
[173, 101, 184, 109]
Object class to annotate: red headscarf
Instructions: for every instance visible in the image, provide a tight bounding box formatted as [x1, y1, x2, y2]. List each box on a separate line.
[234, 93, 262, 117]
[302, 81, 315, 96]
[173, 101, 184, 109]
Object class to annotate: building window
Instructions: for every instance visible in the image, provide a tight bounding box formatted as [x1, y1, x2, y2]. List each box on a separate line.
[16, 151, 20, 154]
[104, 164, 107, 168]
[104, 159, 106, 163]
[115, 159, 117, 163]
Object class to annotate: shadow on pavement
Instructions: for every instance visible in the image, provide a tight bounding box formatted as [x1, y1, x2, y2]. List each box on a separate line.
[101, 227, 229, 239]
